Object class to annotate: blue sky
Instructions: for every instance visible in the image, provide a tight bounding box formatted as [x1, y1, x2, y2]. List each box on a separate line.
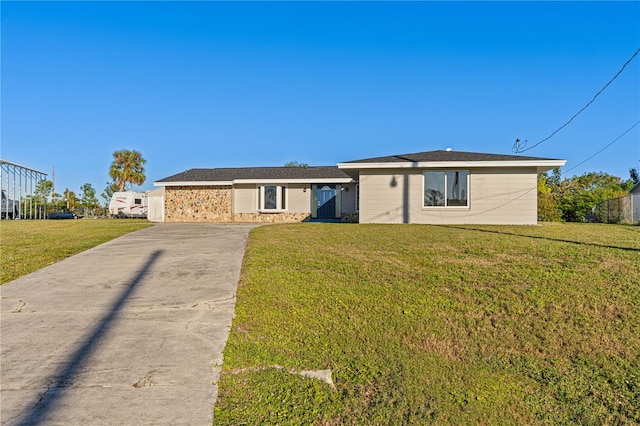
[2, 1, 639, 198]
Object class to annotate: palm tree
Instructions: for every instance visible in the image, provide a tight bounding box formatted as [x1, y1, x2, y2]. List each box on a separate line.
[109, 150, 146, 191]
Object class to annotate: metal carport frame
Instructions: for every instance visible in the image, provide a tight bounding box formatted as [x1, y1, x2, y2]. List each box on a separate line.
[0, 159, 48, 220]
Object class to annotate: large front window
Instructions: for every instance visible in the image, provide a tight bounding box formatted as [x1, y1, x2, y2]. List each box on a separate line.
[259, 185, 287, 211]
[423, 171, 468, 207]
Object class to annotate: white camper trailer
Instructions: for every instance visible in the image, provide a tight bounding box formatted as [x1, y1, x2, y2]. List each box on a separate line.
[109, 191, 148, 218]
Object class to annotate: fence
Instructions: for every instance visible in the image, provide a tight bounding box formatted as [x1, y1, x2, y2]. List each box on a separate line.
[0, 159, 48, 220]
[589, 193, 640, 224]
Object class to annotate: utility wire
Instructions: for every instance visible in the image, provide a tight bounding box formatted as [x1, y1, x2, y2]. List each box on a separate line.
[519, 47, 640, 154]
[562, 120, 640, 174]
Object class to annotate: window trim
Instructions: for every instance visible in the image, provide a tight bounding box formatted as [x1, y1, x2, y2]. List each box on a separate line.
[422, 170, 470, 209]
[257, 185, 288, 213]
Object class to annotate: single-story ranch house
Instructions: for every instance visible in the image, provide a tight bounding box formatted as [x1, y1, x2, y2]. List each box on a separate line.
[153, 150, 566, 225]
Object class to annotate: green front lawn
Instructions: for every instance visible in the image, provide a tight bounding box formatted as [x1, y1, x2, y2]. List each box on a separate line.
[0, 219, 153, 284]
[215, 223, 640, 424]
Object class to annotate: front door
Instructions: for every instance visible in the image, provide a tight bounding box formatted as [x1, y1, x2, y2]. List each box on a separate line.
[312, 184, 341, 220]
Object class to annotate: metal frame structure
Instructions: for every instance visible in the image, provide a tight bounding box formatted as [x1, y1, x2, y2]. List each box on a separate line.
[0, 159, 48, 220]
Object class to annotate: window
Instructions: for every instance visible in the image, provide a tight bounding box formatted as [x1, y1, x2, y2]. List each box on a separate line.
[134, 198, 142, 204]
[423, 171, 468, 207]
[259, 185, 287, 211]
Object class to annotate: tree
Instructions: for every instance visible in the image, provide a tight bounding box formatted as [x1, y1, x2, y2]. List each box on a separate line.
[629, 168, 639, 185]
[548, 167, 562, 188]
[101, 181, 119, 207]
[538, 169, 632, 222]
[51, 192, 64, 210]
[556, 172, 629, 222]
[63, 188, 78, 211]
[34, 180, 53, 204]
[284, 161, 309, 168]
[537, 173, 561, 222]
[80, 183, 99, 210]
[109, 150, 146, 191]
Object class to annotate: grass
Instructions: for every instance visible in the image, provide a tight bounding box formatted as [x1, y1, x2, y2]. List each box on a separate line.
[0, 219, 153, 284]
[215, 222, 640, 425]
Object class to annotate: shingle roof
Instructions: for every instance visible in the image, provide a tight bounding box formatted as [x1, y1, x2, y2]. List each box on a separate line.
[341, 150, 561, 164]
[156, 166, 351, 183]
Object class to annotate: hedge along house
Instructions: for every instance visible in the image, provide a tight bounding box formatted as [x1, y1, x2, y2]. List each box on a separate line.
[337, 150, 566, 225]
[154, 166, 358, 223]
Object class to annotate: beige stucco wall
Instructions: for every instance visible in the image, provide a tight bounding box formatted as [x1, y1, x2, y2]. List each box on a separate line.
[358, 168, 538, 225]
[233, 183, 311, 213]
[340, 183, 358, 214]
[287, 184, 312, 213]
[233, 184, 257, 213]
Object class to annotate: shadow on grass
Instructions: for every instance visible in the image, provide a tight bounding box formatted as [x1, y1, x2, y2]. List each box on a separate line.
[439, 225, 640, 252]
[13, 250, 163, 425]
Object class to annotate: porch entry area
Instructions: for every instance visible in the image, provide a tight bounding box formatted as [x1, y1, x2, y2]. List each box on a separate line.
[311, 184, 341, 220]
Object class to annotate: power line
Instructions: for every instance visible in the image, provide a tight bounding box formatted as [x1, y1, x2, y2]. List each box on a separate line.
[518, 47, 640, 154]
[562, 120, 640, 174]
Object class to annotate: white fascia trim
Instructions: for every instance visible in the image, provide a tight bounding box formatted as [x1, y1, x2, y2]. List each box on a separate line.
[154, 178, 354, 187]
[338, 160, 567, 169]
[233, 178, 354, 184]
[154, 181, 233, 187]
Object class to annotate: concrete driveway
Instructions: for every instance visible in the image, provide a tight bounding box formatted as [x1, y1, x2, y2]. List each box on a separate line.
[1, 223, 257, 425]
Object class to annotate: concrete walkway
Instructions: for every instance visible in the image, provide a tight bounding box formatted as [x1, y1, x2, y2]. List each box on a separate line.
[1, 223, 257, 425]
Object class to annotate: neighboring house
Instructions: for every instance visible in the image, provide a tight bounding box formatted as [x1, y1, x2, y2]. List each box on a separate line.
[631, 182, 640, 194]
[154, 150, 566, 225]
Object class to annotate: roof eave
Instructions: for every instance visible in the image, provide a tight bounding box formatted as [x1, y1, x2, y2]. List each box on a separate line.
[338, 160, 567, 170]
[233, 178, 354, 184]
[154, 177, 354, 186]
[154, 181, 233, 187]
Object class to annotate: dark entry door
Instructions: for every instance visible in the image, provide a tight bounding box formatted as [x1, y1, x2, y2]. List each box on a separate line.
[316, 185, 336, 219]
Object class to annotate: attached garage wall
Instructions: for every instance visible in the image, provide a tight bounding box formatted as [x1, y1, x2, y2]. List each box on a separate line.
[358, 167, 538, 225]
[165, 186, 232, 222]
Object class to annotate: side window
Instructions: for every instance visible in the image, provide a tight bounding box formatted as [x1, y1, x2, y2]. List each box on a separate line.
[263, 186, 277, 210]
[424, 172, 445, 206]
[423, 171, 468, 207]
[259, 186, 287, 211]
[446, 171, 468, 207]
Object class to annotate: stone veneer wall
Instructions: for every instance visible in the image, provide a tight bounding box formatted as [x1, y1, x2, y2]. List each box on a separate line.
[232, 212, 311, 223]
[165, 186, 233, 222]
[341, 212, 360, 223]
[165, 186, 355, 223]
